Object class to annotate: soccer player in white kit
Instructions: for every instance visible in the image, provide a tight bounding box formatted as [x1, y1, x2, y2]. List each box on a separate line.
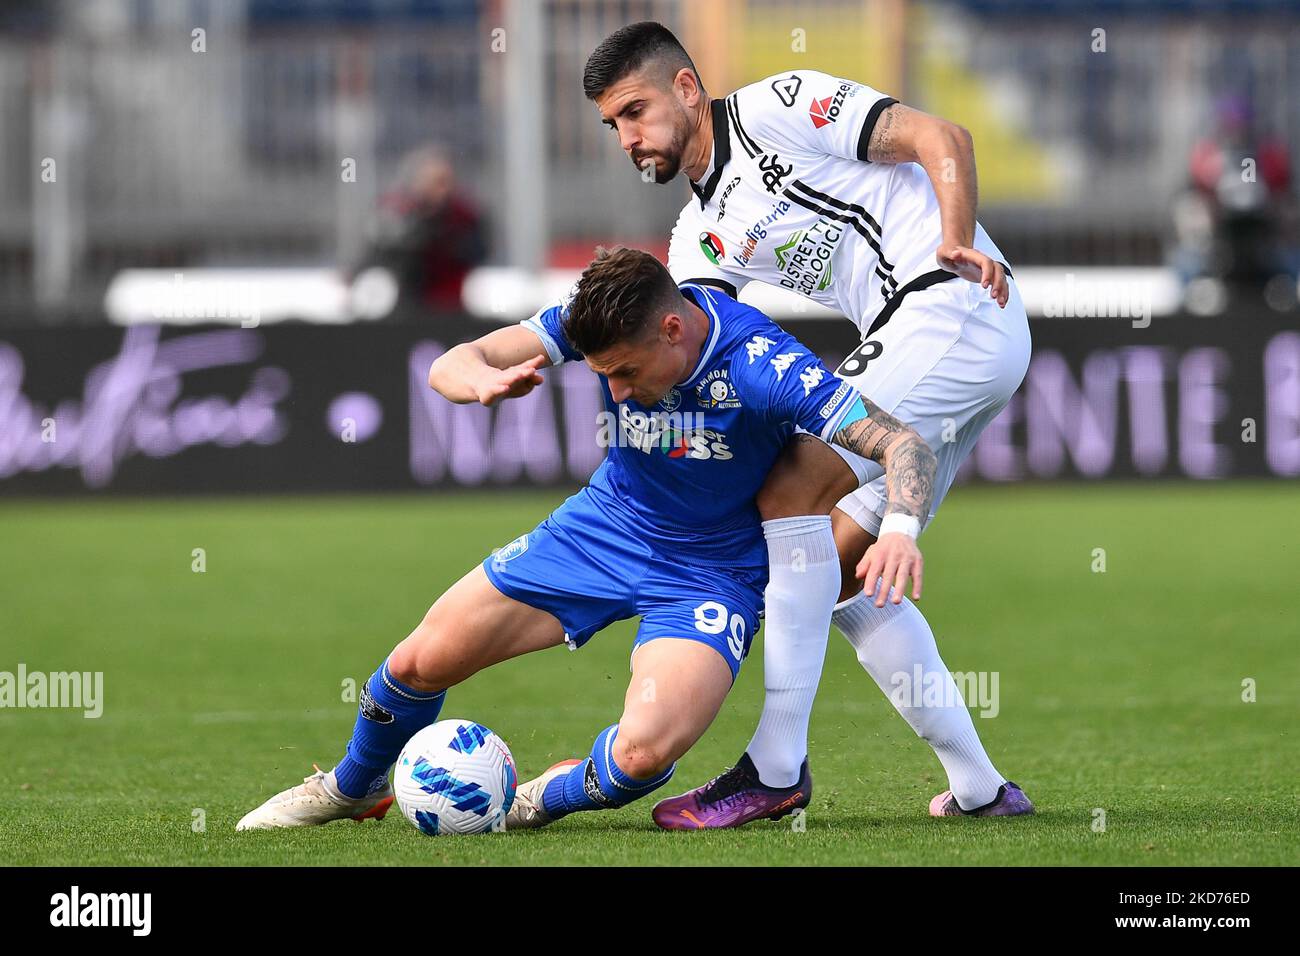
[578, 22, 1035, 825]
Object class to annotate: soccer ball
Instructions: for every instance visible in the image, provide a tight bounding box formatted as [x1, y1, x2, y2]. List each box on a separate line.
[393, 719, 517, 836]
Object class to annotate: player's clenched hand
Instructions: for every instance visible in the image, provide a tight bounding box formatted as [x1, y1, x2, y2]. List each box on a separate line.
[856, 532, 924, 607]
[935, 244, 1009, 308]
[475, 355, 546, 407]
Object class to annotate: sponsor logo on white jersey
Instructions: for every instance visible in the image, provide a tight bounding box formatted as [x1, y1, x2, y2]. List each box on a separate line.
[809, 82, 861, 129]
[770, 74, 802, 107]
[732, 200, 793, 268]
[716, 176, 741, 221]
[775, 217, 844, 295]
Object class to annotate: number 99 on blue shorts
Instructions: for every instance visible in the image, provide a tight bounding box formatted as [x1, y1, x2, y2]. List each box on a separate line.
[481, 490, 765, 681]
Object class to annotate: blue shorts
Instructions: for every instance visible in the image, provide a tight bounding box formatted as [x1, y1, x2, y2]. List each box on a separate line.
[481, 490, 765, 680]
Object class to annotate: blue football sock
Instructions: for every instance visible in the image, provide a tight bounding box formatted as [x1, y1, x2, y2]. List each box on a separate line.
[540, 723, 675, 819]
[333, 659, 445, 798]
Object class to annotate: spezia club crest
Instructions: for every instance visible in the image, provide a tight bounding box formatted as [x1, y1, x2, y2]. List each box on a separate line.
[695, 369, 741, 409]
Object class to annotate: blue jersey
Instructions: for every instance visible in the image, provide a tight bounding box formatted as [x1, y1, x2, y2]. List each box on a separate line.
[522, 283, 861, 570]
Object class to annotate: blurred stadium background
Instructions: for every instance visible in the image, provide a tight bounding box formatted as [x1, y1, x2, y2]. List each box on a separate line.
[2, 0, 1298, 867]
[0, 0, 1297, 494]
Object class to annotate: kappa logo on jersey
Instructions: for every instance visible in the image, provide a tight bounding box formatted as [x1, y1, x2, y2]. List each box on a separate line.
[769, 352, 803, 380]
[695, 368, 742, 410]
[716, 176, 741, 221]
[775, 218, 844, 295]
[809, 82, 861, 129]
[745, 335, 777, 364]
[759, 153, 792, 194]
[698, 231, 725, 265]
[771, 74, 802, 108]
[732, 200, 792, 268]
[800, 365, 826, 396]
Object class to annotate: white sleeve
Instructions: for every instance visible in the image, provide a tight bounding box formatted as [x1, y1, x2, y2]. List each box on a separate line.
[518, 281, 582, 366]
[743, 69, 898, 164]
[665, 202, 750, 299]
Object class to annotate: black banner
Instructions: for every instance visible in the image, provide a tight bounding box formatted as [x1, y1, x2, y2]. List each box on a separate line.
[1, 310, 1297, 494]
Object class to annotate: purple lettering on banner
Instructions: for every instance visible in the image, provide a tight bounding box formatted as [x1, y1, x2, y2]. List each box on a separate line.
[492, 381, 561, 483]
[409, 342, 454, 484]
[1120, 346, 1171, 475]
[0, 326, 288, 488]
[558, 362, 604, 481]
[1264, 331, 1300, 477]
[1178, 347, 1231, 479]
[408, 341, 567, 486]
[1025, 351, 1120, 478]
[974, 393, 1024, 481]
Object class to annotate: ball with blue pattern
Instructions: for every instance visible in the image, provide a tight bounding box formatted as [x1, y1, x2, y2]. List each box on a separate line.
[393, 719, 517, 836]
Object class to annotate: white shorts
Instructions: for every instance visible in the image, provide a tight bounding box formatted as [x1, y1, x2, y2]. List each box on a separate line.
[819, 275, 1031, 536]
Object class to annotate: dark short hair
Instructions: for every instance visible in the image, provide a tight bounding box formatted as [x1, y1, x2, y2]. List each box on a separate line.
[582, 21, 701, 100]
[563, 247, 684, 356]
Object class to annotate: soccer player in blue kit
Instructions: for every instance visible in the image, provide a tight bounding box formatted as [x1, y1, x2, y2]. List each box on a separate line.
[235, 247, 937, 831]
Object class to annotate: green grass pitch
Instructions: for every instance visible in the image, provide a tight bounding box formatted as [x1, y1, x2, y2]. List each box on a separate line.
[1, 483, 1296, 866]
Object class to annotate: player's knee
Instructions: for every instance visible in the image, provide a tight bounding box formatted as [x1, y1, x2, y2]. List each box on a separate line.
[388, 617, 457, 693]
[611, 729, 673, 780]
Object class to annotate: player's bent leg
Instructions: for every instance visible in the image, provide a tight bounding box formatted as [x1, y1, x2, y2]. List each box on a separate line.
[236, 565, 566, 831]
[507, 640, 734, 830]
[388, 564, 568, 692]
[844, 582, 1032, 818]
[740, 433, 859, 789]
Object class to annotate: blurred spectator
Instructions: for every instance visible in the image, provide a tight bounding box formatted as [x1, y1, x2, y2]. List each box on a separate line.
[1171, 95, 1299, 302]
[353, 145, 488, 313]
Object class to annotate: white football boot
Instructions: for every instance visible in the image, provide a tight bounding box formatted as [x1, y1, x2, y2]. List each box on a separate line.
[235, 765, 394, 831]
[505, 759, 582, 830]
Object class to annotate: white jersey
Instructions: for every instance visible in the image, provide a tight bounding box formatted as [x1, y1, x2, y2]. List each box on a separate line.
[667, 69, 1008, 337]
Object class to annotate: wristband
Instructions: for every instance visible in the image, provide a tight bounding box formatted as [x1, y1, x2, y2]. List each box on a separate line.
[879, 513, 921, 539]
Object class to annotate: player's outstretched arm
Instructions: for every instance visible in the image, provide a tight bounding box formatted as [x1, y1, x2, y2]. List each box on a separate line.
[830, 397, 938, 606]
[427, 325, 552, 407]
[866, 103, 1008, 308]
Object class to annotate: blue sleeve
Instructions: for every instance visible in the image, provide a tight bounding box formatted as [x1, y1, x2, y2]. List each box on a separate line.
[520, 293, 583, 366]
[732, 321, 861, 442]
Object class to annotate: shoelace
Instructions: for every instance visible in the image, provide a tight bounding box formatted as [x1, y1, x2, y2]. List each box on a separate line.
[698, 764, 757, 808]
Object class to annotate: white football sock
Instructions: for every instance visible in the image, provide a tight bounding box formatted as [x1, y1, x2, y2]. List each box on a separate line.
[833, 589, 1005, 810]
[745, 515, 840, 788]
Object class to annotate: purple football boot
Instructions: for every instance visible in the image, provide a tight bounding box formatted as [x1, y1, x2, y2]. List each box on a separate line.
[652, 753, 811, 830]
[929, 781, 1034, 817]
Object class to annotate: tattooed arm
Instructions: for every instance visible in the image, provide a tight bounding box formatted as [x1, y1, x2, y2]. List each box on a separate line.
[866, 103, 1008, 308]
[832, 396, 937, 523]
[831, 396, 937, 605]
